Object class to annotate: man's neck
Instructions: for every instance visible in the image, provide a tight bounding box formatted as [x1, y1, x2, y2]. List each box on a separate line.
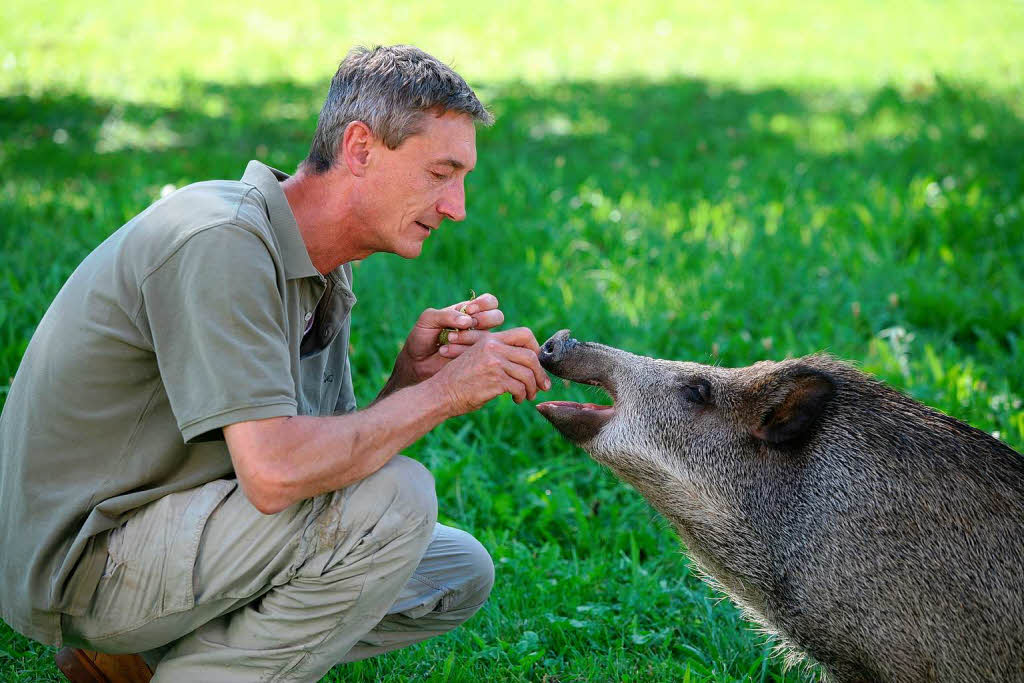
[281, 166, 372, 273]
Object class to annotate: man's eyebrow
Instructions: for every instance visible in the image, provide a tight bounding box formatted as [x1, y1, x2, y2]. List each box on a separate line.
[433, 157, 467, 170]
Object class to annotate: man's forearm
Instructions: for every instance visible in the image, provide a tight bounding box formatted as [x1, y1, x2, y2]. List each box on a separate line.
[226, 379, 452, 514]
[374, 347, 421, 403]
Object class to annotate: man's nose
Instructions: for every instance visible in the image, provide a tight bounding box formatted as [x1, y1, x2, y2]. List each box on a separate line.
[437, 179, 467, 222]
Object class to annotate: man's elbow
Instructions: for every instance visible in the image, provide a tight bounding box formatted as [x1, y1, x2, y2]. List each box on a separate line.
[240, 478, 292, 515]
[224, 417, 299, 515]
[233, 450, 296, 515]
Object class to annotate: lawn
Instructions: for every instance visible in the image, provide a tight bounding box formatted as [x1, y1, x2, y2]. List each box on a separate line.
[2, 2, 1023, 681]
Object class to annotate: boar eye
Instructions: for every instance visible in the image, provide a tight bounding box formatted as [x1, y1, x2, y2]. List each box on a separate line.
[681, 379, 712, 405]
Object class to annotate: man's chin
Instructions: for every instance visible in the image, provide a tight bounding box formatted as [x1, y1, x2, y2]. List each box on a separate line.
[395, 242, 425, 259]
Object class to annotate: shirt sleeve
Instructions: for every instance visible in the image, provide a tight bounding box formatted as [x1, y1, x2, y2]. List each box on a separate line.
[137, 224, 298, 443]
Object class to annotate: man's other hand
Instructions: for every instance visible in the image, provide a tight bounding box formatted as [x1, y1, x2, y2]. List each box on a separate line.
[429, 328, 551, 416]
[397, 292, 505, 384]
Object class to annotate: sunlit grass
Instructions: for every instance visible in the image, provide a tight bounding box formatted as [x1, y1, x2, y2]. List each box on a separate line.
[3, 1, 1024, 100]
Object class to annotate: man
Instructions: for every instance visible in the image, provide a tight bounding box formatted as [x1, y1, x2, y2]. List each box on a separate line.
[0, 45, 550, 681]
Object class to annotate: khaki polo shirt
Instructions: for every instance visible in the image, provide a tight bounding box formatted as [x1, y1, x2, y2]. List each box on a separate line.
[0, 161, 357, 645]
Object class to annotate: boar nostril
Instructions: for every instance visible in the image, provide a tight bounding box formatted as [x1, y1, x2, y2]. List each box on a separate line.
[540, 329, 575, 364]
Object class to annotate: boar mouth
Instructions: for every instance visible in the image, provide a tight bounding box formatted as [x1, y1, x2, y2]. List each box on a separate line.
[535, 330, 617, 444]
[536, 398, 615, 444]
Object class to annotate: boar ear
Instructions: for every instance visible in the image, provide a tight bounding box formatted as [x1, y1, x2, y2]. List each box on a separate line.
[750, 368, 835, 445]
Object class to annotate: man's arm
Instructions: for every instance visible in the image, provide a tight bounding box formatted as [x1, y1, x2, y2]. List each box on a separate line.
[225, 328, 549, 514]
[226, 380, 448, 514]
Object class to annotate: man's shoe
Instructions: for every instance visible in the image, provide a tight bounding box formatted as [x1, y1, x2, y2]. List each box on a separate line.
[55, 647, 153, 683]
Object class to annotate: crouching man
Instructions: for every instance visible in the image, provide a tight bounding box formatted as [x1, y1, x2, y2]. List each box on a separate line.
[0, 45, 550, 681]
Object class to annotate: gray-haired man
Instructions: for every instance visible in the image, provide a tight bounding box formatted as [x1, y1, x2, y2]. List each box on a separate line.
[0, 45, 550, 681]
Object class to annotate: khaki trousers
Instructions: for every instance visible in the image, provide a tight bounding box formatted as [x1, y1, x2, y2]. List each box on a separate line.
[61, 456, 494, 682]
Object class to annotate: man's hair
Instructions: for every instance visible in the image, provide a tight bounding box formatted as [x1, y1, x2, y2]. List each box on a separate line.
[304, 45, 494, 174]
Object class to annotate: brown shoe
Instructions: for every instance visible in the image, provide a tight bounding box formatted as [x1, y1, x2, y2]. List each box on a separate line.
[55, 647, 153, 683]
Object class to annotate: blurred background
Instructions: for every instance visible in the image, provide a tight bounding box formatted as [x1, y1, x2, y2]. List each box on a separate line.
[2, 2, 1023, 680]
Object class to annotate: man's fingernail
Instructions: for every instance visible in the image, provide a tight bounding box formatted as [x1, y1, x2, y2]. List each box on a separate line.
[439, 345, 449, 355]
[465, 305, 478, 315]
[457, 315, 473, 326]
[447, 332, 458, 343]
[544, 379, 552, 390]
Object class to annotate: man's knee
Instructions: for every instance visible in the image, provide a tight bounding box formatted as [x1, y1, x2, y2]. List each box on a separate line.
[442, 527, 495, 612]
[297, 456, 437, 582]
[461, 532, 494, 610]
[360, 455, 438, 527]
[322, 456, 437, 555]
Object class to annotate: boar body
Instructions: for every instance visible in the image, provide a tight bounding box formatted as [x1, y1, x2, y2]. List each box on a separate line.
[536, 330, 1024, 683]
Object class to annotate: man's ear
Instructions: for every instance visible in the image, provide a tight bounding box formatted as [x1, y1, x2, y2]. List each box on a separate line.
[750, 368, 835, 445]
[340, 120, 373, 177]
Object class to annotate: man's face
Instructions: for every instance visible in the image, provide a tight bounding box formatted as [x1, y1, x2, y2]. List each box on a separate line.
[364, 110, 477, 259]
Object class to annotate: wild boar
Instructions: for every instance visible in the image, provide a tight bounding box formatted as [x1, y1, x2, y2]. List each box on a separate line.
[535, 329, 1024, 683]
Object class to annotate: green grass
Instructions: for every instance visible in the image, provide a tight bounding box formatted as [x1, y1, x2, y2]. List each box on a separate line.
[2, 1, 1024, 681]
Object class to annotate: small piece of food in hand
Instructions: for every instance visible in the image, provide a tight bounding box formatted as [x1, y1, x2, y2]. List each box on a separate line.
[438, 289, 475, 347]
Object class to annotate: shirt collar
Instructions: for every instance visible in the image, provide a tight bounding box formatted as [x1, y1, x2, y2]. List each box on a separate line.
[240, 160, 320, 281]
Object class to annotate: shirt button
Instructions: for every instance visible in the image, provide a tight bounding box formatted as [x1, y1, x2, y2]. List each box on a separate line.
[304, 311, 312, 321]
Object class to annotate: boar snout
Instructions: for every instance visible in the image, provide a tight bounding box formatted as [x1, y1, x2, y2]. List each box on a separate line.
[536, 329, 621, 387]
[536, 329, 617, 444]
[538, 328, 578, 368]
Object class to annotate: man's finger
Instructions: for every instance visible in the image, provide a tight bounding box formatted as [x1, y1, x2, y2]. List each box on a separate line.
[420, 307, 476, 331]
[502, 357, 539, 401]
[502, 375, 528, 404]
[437, 343, 468, 359]
[469, 309, 504, 330]
[502, 344, 551, 392]
[442, 329, 489, 347]
[461, 292, 498, 316]
[493, 327, 542, 354]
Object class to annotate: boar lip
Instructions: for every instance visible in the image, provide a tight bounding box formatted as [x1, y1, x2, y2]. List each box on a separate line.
[537, 400, 614, 412]
[535, 400, 616, 443]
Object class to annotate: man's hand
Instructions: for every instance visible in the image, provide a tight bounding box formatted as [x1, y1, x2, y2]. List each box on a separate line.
[389, 292, 506, 390]
[428, 327, 551, 416]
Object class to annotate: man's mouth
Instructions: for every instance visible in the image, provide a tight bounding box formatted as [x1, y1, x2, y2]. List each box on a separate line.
[415, 221, 435, 235]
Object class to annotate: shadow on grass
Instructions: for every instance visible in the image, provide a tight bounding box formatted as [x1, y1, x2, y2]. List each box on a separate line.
[2, 75, 1021, 379]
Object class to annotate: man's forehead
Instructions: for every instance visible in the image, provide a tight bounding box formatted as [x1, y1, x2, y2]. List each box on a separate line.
[418, 111, 477, 165]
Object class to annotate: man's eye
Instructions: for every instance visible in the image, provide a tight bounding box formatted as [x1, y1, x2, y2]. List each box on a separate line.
[430, 171, 450, 180]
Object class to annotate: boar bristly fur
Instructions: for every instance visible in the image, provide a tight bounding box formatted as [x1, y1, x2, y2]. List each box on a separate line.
[536, 330, 1024, 683]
